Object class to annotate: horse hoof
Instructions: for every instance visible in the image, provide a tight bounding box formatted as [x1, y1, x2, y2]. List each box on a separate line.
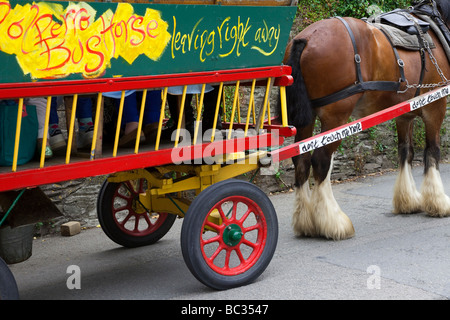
[292, 219, 316, 238]
[317, 211, 355, 241]
[422, 195, 450, 217]
[421, 167, 450, 217]
[292, 186, 316, 237]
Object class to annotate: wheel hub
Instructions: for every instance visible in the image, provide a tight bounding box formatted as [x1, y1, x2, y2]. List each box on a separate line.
[222, 224, 243, 247]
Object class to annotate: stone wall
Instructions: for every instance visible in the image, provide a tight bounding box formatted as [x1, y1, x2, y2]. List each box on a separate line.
[39, 104, 449, 234]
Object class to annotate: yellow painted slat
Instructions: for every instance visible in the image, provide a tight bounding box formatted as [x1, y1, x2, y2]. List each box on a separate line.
[135, 89, 147, 154]
[227, 80, 240, 140]
[39, 96, 52, 168]
[211, 82, 224, 142]
[237, 90, 241, 123]
[259, 78, 272, 130]
[155, 87, 168, 151]
[244, 79, 256, 137]
[252, 94, 256, 124]
[193, 84, 206, 145]
[174, 85, 187, 148]
[222, 89, 227, 122]
[279, 86, 288, 127]
[90, 93, 103, 160]
[65, 94, 78, 164]
[12, 98, 24, 172]
[113, 91, 126, 157]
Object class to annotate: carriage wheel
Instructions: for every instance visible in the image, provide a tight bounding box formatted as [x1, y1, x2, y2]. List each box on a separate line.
[181, 179, 278, 290]
[0, 257, 19, 300]
[97, 178, 176, 248]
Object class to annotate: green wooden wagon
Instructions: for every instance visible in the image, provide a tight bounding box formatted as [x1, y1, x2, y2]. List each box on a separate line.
[0, 0, 297, 298]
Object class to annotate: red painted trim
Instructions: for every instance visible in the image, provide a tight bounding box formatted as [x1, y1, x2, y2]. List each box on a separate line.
[270, 85, 450, 162]
[273, 75, 294, 87]
[0, 66, 292, 99]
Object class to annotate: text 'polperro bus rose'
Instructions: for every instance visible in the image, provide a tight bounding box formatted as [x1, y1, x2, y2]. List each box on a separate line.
[0, 1, 171, 79]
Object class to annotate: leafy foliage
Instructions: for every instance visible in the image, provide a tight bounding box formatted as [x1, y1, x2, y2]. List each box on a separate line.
[296, 0, 414, 30]
[334, 0, 413, 17]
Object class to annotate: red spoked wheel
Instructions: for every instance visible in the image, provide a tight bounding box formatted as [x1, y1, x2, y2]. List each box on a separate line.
[201, 196, 268, 276]
[97, 177, 176, 248]
[181, 179, 278, 290]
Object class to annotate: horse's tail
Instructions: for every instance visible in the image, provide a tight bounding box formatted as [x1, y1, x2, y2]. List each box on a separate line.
[285, 38, 313, 129]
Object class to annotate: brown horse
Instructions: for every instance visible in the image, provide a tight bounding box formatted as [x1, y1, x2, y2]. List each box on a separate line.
[284, 0, 450, 240]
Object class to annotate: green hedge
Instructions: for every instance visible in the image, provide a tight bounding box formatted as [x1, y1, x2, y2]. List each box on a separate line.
[297, 0, 413, 30]
[334, 0, 413, 18]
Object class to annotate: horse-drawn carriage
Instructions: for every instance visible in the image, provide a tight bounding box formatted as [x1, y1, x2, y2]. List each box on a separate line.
[1, 0, 449, 299]
[0, 0, 297, 297]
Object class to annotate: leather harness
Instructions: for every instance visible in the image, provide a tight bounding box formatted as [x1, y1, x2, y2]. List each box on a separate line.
[310, 16, 407, 108]
[310, 1, 449, 108]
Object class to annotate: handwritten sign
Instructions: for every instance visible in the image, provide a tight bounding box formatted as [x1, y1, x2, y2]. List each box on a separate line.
[410, 86, 450, 111]
[299, 122, 363, 154]
[0, 1, 170, 78]
[0, 1, 296, 82]
[171, 16, 281, 62]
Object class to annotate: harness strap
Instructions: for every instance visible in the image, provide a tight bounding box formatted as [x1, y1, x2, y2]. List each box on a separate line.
[412, 17, 428, 96]
[336, 17, 364, 84]
[311, 81, 403, 108]
[311, 17, 405, 108]
[377, 28, 407, 83]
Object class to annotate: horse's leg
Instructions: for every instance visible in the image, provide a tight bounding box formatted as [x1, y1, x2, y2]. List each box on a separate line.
[307, 104, 357, 240]
[420, 101, 450, 217]
[310, 145, 355, 240]
[392, 115, 423, 214]
[292, 124, 316, 237]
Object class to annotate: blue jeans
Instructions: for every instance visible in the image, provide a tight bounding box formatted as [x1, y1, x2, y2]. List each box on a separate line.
[114, 91, 161, 126]
[49, 97, 92, 124]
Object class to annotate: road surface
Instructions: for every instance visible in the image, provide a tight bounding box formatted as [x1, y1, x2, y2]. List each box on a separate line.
[8, 163, 450, 301]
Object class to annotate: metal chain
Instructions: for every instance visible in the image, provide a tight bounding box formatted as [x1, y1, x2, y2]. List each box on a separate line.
[405, 16, 450, 90]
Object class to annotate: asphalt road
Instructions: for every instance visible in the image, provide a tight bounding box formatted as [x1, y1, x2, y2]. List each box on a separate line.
[8, 163, 450, 301]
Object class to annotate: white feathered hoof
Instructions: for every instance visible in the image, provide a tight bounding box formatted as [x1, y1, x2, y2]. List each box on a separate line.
[292, 184, 316, 237]
[421, 166, 450, 217]
[310, 179, 355, 240]
[392, 161, 423, 214]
